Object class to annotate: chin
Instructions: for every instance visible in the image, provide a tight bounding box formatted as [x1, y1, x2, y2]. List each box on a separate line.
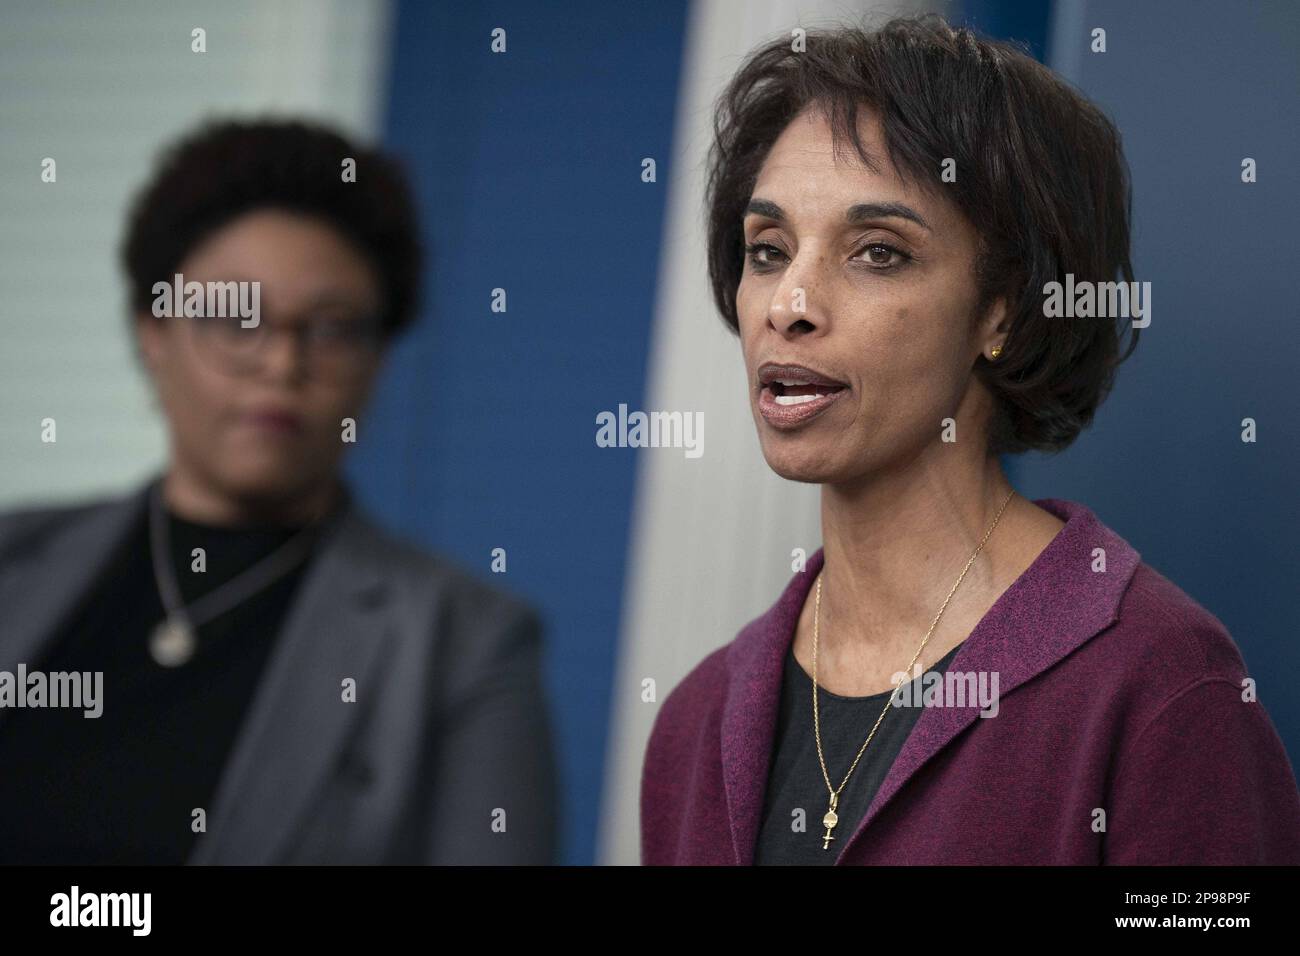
[220, 465, 318, 504]
[759, 440, 842, 485]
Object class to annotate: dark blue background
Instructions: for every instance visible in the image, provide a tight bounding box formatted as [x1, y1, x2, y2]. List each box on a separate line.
[349, 1, 688, 864]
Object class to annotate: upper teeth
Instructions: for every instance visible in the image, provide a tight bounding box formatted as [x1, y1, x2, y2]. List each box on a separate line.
[769, 375, 839, 406]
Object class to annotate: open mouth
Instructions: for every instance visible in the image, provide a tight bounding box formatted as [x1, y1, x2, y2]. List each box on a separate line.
[756, 364, 849, 428]
[766, 379, 847, 405]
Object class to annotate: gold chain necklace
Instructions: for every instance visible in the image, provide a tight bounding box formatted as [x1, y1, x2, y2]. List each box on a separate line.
[812, 488, 1016, 851]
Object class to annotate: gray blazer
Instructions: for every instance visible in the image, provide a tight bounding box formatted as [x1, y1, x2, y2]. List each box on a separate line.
[0, 475, 558, 864]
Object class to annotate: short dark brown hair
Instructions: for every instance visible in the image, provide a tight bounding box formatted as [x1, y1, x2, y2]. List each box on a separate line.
[121, 116, 422, 339]
[705, 14, 1140, 454]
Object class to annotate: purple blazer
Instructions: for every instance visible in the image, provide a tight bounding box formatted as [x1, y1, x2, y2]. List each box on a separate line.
[640, 498, 1300, 864]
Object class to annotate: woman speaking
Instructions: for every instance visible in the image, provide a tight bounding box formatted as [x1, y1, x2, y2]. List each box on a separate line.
[641, 15, 1300, 865]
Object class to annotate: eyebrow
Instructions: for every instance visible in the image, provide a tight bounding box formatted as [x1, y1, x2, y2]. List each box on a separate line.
[299, 291, 372, 310]
[199, 275, 375, 311]
[745, 198, 930, 231]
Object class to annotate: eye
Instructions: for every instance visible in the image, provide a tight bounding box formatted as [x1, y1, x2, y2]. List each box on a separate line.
[305, 315, 383, 350]
[855, 242, 911, 269]
[744, 241, 787, 271]
[309, 318, 352, 340]
[194, 313, 256, 339]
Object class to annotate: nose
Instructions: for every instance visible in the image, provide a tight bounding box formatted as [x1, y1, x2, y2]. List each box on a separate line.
[766, 247, 829, 338]
[258, 322, 309, 383]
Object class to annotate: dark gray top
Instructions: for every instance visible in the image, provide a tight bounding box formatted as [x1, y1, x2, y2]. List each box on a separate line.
[0, 474, 558, 864]
[755, 640, 964, 864]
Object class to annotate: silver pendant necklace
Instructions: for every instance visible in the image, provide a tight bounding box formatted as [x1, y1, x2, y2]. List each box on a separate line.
[147, 480, 326, 667]
[149, 615, 198, 668]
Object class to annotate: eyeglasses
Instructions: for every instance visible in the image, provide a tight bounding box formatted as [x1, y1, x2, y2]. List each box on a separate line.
[180, 311, 385, 379]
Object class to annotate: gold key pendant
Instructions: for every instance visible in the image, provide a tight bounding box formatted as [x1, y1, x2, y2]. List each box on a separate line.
[821, 793, 839, 850]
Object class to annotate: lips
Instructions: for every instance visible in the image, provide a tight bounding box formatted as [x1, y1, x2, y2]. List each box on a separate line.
[241, 408, 304, 435]
[756, 362, 848, 428]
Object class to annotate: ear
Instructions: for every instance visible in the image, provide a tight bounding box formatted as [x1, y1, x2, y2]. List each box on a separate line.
[977, 296, 1009, 360]
[133, 310, 166, 374]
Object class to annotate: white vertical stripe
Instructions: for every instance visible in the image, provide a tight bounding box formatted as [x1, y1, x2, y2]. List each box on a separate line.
[1049, 0, 1088, 82]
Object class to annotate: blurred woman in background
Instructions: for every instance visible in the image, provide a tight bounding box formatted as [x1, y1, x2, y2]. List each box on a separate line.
[0, 118, 557, 864]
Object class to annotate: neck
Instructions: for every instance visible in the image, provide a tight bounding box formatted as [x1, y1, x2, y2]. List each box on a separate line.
[160, 464, 340, 528]
[816, 446, 1024, 661]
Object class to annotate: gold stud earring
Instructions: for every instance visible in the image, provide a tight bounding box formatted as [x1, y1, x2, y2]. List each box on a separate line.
[989, 345, 1002, 359]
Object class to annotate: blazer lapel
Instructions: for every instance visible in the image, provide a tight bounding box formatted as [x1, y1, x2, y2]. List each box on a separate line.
[187, 500, 392, 864]
[0, 482, 149, 717]
[833, 498, 1141, 863]
[718, 498, 1142, 866]
[0, 475, 392, 863]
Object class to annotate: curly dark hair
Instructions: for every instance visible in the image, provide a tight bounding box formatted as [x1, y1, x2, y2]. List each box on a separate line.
[121, 116, 422, 338]
[705, 14, 1140, 455]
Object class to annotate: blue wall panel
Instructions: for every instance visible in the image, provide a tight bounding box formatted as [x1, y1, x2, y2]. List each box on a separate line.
[975, 0, 1300, 772]
[350, 0, 689, 863]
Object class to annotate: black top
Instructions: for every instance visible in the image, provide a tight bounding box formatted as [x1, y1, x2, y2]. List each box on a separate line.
[754, 639, 964, 865]
[0, 503, 319, 864]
